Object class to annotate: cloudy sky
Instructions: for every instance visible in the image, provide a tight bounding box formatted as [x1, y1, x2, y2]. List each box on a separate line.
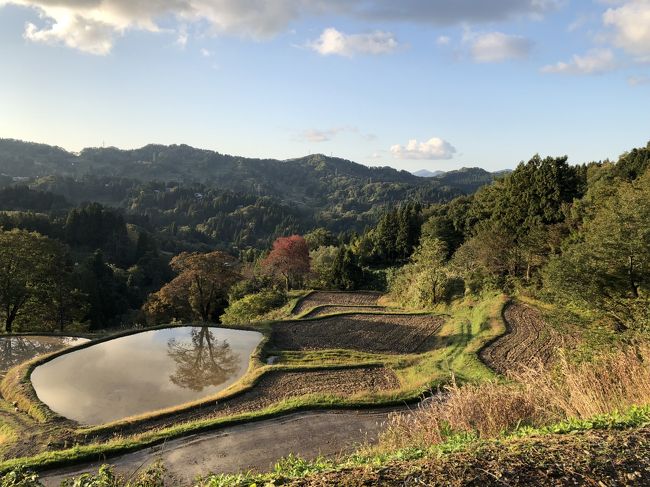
[1, 0, 649, 171]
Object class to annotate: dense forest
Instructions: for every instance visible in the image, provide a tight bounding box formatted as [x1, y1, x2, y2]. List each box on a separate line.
[0, 138, 648, 336]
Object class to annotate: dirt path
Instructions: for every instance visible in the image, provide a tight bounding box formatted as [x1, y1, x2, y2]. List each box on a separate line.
[292, 292, 381, 316]
[272, 313, 445, 354]
[40, 408, 408, 486]
[479, 302, 572, 374]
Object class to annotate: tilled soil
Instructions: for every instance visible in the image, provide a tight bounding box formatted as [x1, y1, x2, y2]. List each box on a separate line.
[272, 314, 445, 354]
[301, 306, 388, 319]
[288, 426, 650, 486]
[292, 292, 382, 315]
[83, 366, 399, 444]
[480, 302, 573, 374]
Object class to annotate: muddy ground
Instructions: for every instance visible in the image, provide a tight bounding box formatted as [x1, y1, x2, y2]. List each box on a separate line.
[479, 302, 573, 374]
[272, 313, 445, 354]
[292, 292, 382, 315]
[83, 366, 399, 445]
[40, 408, 407, 487]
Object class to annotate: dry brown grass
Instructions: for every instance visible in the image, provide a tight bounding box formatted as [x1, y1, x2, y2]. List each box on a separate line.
[381, 343, 650, 450]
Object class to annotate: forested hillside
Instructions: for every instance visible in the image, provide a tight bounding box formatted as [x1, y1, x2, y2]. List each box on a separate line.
[0, 139, 496, 210]
[1, 138, 647, 339]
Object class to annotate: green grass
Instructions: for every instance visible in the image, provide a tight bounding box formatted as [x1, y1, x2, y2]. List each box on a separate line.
[0, 422, 17, 458]
[0, 292, 508, 474]
[194, 403, 650, 486]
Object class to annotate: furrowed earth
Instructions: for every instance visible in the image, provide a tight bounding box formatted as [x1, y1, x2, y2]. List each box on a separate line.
[0, 291, 592, 485]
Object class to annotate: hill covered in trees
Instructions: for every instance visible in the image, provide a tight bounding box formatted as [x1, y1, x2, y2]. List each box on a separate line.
[0, 139, 498, 209]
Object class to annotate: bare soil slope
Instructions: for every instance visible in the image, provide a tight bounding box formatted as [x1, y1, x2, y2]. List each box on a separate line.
[301, 306, 388, 319]
[272, 313, 445, 354]
[480, 302, 571, 374]
[83, 366, 399, 445]
[292, 292, 381, 315]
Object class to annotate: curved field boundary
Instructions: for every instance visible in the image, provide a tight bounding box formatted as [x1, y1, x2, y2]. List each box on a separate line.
[291, 291, 382, 316]
[299, 305, 389, 319]
[83, 365, 400, 442]
[271, 313, 445, 354]
[0, 379, 431, 475]
[0, 295, 504, 475]
[0, 322, 270, 425]
[40, 408, 413, 486]
[479, 301, 570, 375]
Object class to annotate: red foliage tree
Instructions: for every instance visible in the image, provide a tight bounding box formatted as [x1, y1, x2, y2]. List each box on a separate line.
[262, 235, 310, 290]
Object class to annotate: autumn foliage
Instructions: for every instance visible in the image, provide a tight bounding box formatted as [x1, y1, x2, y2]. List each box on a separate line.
[262, 235, 310, 290]
[144, 251, 241, 324]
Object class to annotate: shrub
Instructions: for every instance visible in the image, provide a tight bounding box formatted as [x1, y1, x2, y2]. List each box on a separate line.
[221, 290, 287, 324]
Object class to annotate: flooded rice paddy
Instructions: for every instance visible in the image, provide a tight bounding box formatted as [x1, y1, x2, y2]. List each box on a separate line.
[30, 326, 263, 425]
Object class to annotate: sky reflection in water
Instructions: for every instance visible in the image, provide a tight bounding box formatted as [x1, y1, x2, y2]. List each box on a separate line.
[30, 326, 262, 425]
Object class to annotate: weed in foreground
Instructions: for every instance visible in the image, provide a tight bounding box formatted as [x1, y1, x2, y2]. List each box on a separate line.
[379, 343, 650, 451]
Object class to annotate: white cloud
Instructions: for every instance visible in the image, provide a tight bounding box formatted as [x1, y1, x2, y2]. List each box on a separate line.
[23, 13, 119, 55]
[176, 27, 188, 48]
[300, 128, 340, 143]
[465, 31, 533, 63]
[603, 0, 650, 60]
[0, 0, 563, 55]
[628, 75, 650, 85]
[390, 137, 456, 160]
[541, 48, 617, 74]
[308, 28, 398, 57]
[200, 48, 212, 57]
[436, 35, 451, 46]
[299, 126, 375, 142]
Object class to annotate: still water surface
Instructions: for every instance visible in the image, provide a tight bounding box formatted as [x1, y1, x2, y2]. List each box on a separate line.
[31, 326, 263, 425]
[0, 335, 88, 377]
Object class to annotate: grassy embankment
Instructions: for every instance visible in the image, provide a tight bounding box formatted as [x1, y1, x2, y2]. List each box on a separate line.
[0, 291, 505, 473]
[199, 338, 650, 486]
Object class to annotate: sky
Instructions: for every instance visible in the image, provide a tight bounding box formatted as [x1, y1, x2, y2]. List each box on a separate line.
[0, 1, 649, 172]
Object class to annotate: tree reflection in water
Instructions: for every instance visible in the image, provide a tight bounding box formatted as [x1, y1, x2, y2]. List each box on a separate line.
[0, 336, 79, 376]
[167, 327, 240, 391]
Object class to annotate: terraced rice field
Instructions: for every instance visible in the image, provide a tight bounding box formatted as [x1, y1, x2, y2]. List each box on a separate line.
[479, 302, 570, 374]
[292, 292, 382, 316]
[85, 366, 399, 441]
[272, 313, 445, 354]
[300, 305, 388, 318]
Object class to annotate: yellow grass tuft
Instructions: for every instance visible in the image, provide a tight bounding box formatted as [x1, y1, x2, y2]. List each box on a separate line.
[381, 343, 650, 450]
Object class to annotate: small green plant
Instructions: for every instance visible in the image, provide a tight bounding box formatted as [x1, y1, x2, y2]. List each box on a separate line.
[273, 454, 332, 477]
[1, 467, 41, 487]
[59, 463, 165, 487]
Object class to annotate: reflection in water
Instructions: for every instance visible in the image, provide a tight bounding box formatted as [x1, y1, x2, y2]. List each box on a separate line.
[30, 326, 263, 425]
[0, 336, 88, 376]
[167, 327, 239, 391]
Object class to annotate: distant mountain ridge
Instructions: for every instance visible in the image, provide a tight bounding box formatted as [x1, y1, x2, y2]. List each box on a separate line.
[0, 138, 501, 220]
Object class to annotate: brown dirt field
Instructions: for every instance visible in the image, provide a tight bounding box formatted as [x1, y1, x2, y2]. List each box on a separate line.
[288, 426, 650, 486]
[480, 302, 573, 375]
[272, 314, 445, 354]
[292, 292, 382, 315]
[82, 366, 399, 446]
[301, 306, 388, 319]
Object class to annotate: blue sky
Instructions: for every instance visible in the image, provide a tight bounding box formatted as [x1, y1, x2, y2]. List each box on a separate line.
[1, 1, 649, 172]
